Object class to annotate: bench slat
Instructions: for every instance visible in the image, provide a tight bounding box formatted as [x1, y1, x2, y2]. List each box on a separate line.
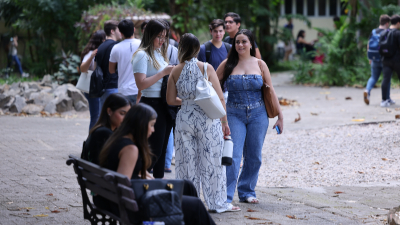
[85, 181, 120, 204]
[81, 169, 117, 192]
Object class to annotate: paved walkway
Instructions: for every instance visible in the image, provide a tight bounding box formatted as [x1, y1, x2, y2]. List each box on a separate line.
[0, 72, 399, 224]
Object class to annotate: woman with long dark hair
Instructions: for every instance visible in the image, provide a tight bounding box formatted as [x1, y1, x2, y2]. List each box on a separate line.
[81, 93, 131, 165]
[296, 30, 316, 59]
[217, 29, 283, 204]
[166, 33, 240, 213]
[96, 104, 216, 225]
[80, 30, 106, 130]
[131, 19, 175, 178]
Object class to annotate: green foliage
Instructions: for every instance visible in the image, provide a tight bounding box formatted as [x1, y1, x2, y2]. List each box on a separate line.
[53, 51, 81, 84]
[0, 74, 40, 85]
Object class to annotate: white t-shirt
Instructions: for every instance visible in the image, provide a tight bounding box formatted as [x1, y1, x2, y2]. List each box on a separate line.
[109, 38, 141, 96]
[131, 50, 168, 98]
[82, 51, 95, 71]
[167, 45, 179, 65]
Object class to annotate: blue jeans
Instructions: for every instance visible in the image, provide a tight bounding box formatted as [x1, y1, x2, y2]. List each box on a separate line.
[125, 94, 138, 105]
[8, 55, 23, 75]
[226, 103, 269, 202]
[100, 88, 118, 110]
[84, 93, 100, 131]
[366, 61, 390, 99]
[165, 129, 174, 168]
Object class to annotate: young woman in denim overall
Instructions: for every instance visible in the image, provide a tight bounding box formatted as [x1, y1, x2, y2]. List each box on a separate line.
[217, 29, 284, 204]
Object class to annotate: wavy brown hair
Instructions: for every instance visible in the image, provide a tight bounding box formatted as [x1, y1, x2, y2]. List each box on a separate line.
[178, 33, 200, 63]
[80, 30, 106, 63]
[99, 103, 157, 179]
[220, 29, 256, 89]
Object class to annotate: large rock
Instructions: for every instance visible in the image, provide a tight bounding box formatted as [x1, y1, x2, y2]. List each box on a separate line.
[24, 89, 39, 99]
[0, 84, 9, 94]
[40, 87, 53, 94]
[44, 100, 57, 114]
[67, 85, 88, 106]
[53, 84, 69, 98]
[20, 82, 29, 91]
[41, 75, 53, 87]
[9, 96, 27, 113]
[55, 95, 73, 112]
[0, 94, 15, 109]
[388, 206, 400, 225]
[22, 104, 44, 115]
[28, 82, 41, 91]
[74, 100, 88, 112]
[10, 82, 20, 91]
[33, 92, 54, 106]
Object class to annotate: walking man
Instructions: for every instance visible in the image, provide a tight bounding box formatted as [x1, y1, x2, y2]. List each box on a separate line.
[109, 19, 141, 104]
[380, 15, 400, 107]
[223, 12, 262, 59]
[364, 15, 391, 105]
[96, 20, 122, 108]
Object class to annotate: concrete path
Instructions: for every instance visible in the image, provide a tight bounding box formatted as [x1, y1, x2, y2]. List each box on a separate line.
[0, 72, 399, 225]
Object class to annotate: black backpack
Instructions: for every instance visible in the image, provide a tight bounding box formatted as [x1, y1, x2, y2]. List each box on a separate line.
[379, 29, 397, 58]
[89, 44, 114, 98]
[204, 41, 231, 63]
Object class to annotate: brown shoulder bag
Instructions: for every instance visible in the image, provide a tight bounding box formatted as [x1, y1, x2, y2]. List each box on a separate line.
[258, 60, 280, 118]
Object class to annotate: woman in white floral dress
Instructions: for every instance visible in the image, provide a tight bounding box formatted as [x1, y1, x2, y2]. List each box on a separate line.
[166, 33, 240, 213]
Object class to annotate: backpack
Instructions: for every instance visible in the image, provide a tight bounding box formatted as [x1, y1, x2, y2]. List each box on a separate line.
[367, 29, 381, 61]
[89, 44, 114, 98]
[204, 41, 231, 63]
[379, 29, 397, 59]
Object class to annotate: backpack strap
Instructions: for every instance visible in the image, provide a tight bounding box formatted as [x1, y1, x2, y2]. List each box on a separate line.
[224, 42, 231, 55]
[372, 29, 376, 36]
[204, 41, 212, 63]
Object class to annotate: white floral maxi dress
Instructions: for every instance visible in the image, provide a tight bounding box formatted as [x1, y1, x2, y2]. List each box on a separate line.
[175, 58, 230, 212]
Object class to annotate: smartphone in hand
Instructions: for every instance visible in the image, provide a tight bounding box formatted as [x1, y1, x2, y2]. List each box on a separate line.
[275, 126, 281, 134]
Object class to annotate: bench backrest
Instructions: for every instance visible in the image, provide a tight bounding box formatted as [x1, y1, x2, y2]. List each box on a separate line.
[66, 154, 138, 224]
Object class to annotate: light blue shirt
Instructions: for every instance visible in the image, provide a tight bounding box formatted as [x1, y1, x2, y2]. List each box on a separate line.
[132, 50, 168, 98]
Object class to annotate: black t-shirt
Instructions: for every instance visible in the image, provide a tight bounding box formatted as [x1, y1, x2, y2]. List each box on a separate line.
[81, 126, 113, 165]
[223, 36, 258, 48]
[104, 137, 143, 179]
[96, 39, 118, 89]
[383, 29, 400, 61]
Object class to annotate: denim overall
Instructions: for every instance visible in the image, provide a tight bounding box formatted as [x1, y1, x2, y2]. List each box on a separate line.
[225, 74, 269, 202]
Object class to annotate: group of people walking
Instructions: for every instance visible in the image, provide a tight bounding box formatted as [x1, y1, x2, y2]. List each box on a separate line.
[80, 12, 283, 224]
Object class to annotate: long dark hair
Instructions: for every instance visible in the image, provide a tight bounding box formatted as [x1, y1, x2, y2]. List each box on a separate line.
[99, 103, 157, 179]
[297, 30, 305, 39]
[178, 33, 200, 63]
[220, 29, 256, 89]
[89, 93, 131, 134]
[80, 30, 106, 62]
[132, 19, 169, 69]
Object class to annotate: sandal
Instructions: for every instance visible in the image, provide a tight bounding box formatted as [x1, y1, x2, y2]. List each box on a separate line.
[244, 197, 259, 204]
[211, 204, 241, 213]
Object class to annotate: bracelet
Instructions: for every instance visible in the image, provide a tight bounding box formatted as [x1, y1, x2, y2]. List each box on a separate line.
[221, 121, 228, 123]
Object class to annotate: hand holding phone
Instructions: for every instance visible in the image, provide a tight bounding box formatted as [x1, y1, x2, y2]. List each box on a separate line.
[275, 126, 281, 134]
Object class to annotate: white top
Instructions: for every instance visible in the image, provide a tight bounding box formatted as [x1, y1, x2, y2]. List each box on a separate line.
[82, 51, 95, 71]
[109, 38, 141, 96]
[131, 50, 168, 98]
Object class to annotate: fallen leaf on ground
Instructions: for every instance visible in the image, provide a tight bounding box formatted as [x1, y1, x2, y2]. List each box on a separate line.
[382, 158, 390, 161]
[51, 210, 60, 213]
[286, 215, 297, 219]
[45, 207, 49, 210]
[352, 119, 365, 122]
[294, 113, 301, 123]
[325, 95, 335, 100]
[396, 115, 400, 119]
[320, 91, 330, 95]
[46, 193, 53, 196]
[358, 171, 365, 174]
[279, 98, 299, 106]
[345, 97, 352, 100]
[386, 108, 392, 113]
[247, 208, 258, 212]
[310, 112, 318, 116]
[33, 214, 48, 217]
[332, 195, 339, 197]
[379, 124, 383, 128]
[244, 216, 265, 220]
[334, 191, 344, 194]
[314, 162, 320, 165]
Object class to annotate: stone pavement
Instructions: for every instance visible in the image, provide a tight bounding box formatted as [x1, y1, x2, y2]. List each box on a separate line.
[0, 72, 399, 225]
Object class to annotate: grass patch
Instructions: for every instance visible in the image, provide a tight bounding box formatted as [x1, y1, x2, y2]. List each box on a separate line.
[0, 73, 41, 85]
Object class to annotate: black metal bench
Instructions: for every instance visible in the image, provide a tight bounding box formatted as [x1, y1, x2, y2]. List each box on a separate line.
[66, 154, 138, 225]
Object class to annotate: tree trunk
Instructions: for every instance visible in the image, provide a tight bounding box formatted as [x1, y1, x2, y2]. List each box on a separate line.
[27, 29, 35, 63]
[349, 0, 358, 23]
[257, 1, 274, 66]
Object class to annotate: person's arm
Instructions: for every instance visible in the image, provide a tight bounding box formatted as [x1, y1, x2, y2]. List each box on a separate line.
[80, 50, 97, 72]
[136, 91, 142, 104]
[117, 145, 139, 178]
[260, 60, 284, 132]
[13, 37, 18, 47]
[207, 64, 230, 137]
[109, 62, 117, 74]
[215, 59, 227, 81]
[255, 48, 262, 59]
[297, 37, 313, 46]
[166, 65, 183, 106]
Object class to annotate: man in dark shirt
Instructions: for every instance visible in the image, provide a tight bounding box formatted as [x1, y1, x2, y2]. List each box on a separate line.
[96, 20, 122, 108]
[364, 15, 390, 105]
[381, 15, 400, 107]
[223, 12, 262, 59]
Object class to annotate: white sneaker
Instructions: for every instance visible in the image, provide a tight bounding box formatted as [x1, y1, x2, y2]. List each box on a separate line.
[22, 73, 29, 78]
[388, 99, 396, 105]
[381, 100, 390, 107]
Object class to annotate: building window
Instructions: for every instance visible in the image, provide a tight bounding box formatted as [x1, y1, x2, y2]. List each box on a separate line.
[307, 0, 315, 16]
[318, 0, 326, 16]
[296, 0, 304, 15]
[330, 0, 337, 16]
[285, 0, 293, 15]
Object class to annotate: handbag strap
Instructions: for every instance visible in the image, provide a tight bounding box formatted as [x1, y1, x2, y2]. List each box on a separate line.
[203, 62, 208, 80]
[258, 59, 267, 84]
